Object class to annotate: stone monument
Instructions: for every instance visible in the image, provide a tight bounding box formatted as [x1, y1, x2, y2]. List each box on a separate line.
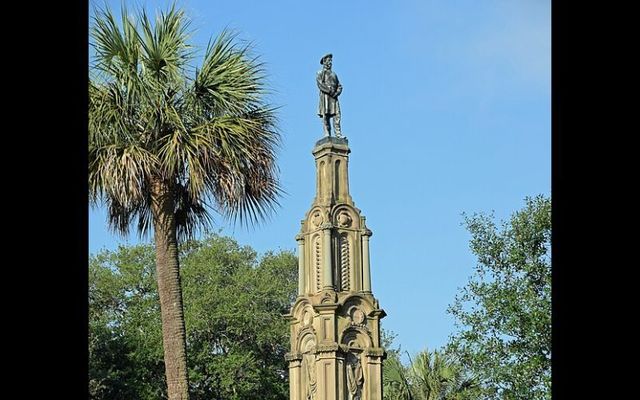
[286, 61, 386, 399]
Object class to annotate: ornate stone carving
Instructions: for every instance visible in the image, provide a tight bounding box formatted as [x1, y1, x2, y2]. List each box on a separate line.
[285, 352, 303, 362]
[320, 290, 337, 304]
[364, 347, 386, 357]
[340, 233, 350, 291]
[316, 342, 340, 353]
[287, 135, 387, 400]
[302, 309, 313, 327]
[303, 353, 317, 400]
[341, 327, 372, 349]
[346, 352, 364, 400]
[300, 336, 318, 400]
[311, 210, 323, 228]
[296, 326, 317, 342]
[351, 308, 366, 325]
[337, 211, 352, 227]
[313, 235, 322, 292]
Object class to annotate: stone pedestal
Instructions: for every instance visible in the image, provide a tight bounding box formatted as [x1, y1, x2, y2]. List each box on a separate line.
[286, 137, 386, 400]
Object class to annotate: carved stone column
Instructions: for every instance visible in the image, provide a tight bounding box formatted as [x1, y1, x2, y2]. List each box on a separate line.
[361, 228, 372, 293]
[296, 234, 305, 296]
[321, 223, 334, 290]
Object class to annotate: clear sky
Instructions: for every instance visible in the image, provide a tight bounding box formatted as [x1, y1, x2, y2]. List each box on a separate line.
[89, 0, 551, 359]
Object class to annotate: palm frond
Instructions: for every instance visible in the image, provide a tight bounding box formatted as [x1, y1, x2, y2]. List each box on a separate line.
[191, 29, 267, 117]
[137, 4, 192, 83]
[89, 142, 157, 209]
[384, 355, 414, 400]
[173, 181, 214, 242]
[90, 4, 283, 239]
[192, 109, 282, 226]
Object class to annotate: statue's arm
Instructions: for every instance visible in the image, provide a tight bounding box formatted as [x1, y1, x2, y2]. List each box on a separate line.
[335, 78, 342, 97]
[316, 72, 334, 94]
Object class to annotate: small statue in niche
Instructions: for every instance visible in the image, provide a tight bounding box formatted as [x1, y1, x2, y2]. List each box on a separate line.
[303, 351, 318, 400]
[346, 352, 364, 400]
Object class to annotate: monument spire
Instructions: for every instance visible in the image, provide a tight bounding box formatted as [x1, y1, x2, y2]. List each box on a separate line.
[286, 59, 386, 399]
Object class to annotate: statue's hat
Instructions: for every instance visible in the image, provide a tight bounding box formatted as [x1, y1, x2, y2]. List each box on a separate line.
[320, 53, 333, 65]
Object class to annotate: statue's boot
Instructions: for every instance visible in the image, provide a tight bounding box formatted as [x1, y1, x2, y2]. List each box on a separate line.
[323, 116, 332, 137]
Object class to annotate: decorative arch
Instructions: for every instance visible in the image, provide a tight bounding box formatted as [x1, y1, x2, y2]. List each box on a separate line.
[340, 326, 372, 349]
[297, 329, 317, 354]
[340, 293, 377, 315]
[331, 204, 361, 230]
[290, 297, 313, 321]
[306, 206, 325, 231]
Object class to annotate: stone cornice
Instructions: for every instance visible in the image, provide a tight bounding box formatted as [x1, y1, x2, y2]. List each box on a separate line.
[314, 303, 339, 312]
[347, 321, 371, 332]
[315, 342, 340, 353]
[369, 308, 387, 319]
[285, 352, 303, 362]
[363, 347, 386, 358]
[312, 137, 351, 156]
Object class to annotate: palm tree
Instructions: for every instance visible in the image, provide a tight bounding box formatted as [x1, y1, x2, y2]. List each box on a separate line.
[89, 5, 281, 400]
[384, 349, 480, 400]
[384, 355, 414, 400]
[409, 350, 479, 400]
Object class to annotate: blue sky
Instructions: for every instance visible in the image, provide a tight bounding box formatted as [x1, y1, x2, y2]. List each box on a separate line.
[89, 0, 550, 359]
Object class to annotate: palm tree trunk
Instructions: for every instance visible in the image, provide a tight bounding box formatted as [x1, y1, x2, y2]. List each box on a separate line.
[151, 177, 190, 400]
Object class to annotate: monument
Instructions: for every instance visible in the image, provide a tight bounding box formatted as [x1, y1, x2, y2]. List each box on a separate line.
[285, 54, 386, 400]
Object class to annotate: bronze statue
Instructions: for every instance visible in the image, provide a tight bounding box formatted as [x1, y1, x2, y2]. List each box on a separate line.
[317, 53, 343, 138]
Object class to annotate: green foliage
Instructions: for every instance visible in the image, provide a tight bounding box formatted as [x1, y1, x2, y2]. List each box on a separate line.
[384, 356, 413, 400]
[89, 4, 282, 239]
[89, 245, 165, 399]
[89, 235, 297, 400]
[407, 350, 480, 400]
[383, 341, 480, 400]
[447, 195, 551, 399]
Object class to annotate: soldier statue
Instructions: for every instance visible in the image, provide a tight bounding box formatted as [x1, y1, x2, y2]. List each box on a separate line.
[317, 53, 343, 138]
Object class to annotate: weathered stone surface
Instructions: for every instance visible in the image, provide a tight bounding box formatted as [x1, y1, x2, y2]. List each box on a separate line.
[288, 139, 386, 400]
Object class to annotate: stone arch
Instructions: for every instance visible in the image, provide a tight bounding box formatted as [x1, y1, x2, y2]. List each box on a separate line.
[340, 293, 377, 315]
[340, 326, 372, 349]
[306, 206, 325, 231]
[297, 328, 317, 354]
[290, 297, 312, 320]
[331, 204, 360, 230]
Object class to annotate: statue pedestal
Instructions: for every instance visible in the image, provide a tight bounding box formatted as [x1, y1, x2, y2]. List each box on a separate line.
[286, 139, 386, 400]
